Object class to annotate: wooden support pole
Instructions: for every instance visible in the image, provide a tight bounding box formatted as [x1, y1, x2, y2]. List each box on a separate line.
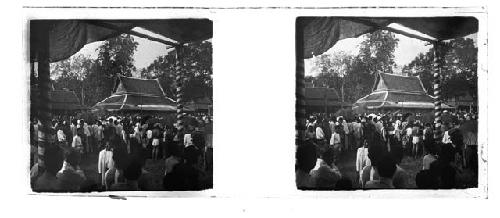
[296, 20, 306, 143]
[35, 21, 52, 170]
[175, 45, 185, 129]
[433, 42, 443, 141]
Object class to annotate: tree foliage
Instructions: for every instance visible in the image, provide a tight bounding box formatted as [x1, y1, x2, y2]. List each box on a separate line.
[50, 34, 138, 106]
[358, 30, 399, 74]
[402, 38, 477, 99]
[307, 30, 397, 103]
[140, 41, 213, 101]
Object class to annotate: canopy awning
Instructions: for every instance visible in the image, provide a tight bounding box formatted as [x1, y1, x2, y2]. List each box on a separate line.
[298, 17, 478, 59]
[30, 19, 213, 63]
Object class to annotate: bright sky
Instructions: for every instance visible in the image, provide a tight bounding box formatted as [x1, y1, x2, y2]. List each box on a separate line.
[71, 24, 474, 78]
[73, 28, 174, 71]
[70, 27, 215, 78]
[305, 23, 443, 77]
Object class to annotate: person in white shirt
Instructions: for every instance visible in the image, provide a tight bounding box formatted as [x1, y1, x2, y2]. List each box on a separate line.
[341, 118, 350, 151]
[57, 129, 66, 143]
[83, 122, 92, 153]
[315, 125, 325, 141]
[422, 150, 437, 170]
[356, 140, 371, 185]
[72, 129, 84, 154]
[328, 119, 336, 136]
[98, 140, 114, 188]
[330, 127, 342, 163]
[184, 132, 194, 147]
[145, 127, 152, 146]
[442, 130, 452, 144]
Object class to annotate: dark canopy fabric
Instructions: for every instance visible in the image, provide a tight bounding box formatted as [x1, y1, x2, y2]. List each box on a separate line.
[30, 19, 213, 63]
[298, 17, 478, 59]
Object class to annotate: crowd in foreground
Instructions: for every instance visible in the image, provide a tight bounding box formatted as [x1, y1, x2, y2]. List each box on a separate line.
[30, 113, 213, 192]
[296, 111, 478, 190]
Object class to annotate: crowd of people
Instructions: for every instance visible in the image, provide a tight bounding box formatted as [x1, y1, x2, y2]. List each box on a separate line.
[296, 110, 478, 190]
[30, 113, 213, 192]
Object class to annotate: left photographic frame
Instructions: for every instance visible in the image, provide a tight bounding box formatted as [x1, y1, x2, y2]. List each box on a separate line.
[28, 19, 213, 193]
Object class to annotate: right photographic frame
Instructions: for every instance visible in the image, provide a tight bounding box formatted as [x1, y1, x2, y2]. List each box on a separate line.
[295, 16, 482, 192]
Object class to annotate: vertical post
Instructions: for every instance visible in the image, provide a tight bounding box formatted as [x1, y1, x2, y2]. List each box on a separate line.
[296, 19, 306, 143]
[433, 42, 443, 141]
[175, 45, 185, 128]
[35, 21, 52, 170]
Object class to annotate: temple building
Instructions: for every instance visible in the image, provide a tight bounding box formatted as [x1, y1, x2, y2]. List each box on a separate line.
[353, 73, 453, 113]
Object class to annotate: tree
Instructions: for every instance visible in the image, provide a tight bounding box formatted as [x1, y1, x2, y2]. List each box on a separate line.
[310, 52, 354, 102]
[402, 52, 435, 95]
[50, 34, 139, 107]
[307, 29, 399, 106]
[140, 41, 212, 101]
[358, 30, 399, 74]
[88, 34, 139, 106]
[402, 38, 477, 100]
[50, 54, 94, 105]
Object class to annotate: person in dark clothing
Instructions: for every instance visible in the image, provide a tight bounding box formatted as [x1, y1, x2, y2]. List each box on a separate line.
[295, 140, 318, 190]
[429, 143, 458, 189]
[163, 145, 204, 191]
[415, 169, 439, 189]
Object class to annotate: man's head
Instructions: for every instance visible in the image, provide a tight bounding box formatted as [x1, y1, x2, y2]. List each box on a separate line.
[296, 140, 317, 173]
[321, 148, 335, 166]
[416, 169, 438, 189]
[439, 143, 455, 163]
[123, 159, 143, 181]
[390, 145, 404, 164]
[112, 144, 129, 170]
[367, 133, 385, 167]
[184, 145, 201, 166]
[64, 148, 81, 168]
[376, 153, 397, 179]
[104, 139, 112, 150]
[44, 145, 64, 175]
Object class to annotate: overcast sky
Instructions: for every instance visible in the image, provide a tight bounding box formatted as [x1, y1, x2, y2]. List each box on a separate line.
[71, 24, 475, 78]
[72, 31, 173, 70]
[305, 24, 477, 77]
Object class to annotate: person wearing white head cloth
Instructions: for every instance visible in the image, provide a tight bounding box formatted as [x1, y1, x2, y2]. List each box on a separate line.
[184, 133, 194, 147]
[442, 130, 452, 144]
[57, 129, 66, 142]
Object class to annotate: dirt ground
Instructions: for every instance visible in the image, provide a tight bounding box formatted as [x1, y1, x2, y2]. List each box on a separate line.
[335, 150, 478, 189]
[79, 152, 212, 191]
